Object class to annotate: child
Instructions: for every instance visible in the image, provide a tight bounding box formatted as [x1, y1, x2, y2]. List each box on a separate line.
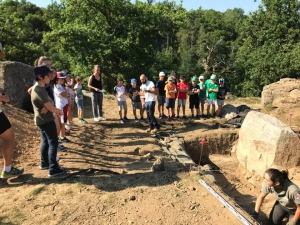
[216, 78, 228, 117]
[206, 74, 219, 117]
[114, 78, 128, 123]
[176, 75, 189, 119]
[65, 71, 75, 127]
[189, 77, 200, 118]
[155, 71, 166, 119]
[54, 72, 70, 142]
[31, 65, 65, 177]
[74, 76, 86, 123]
[164, 76, 177, 121]
[128, 78, 142, 123]
[198, 75, 206, 118]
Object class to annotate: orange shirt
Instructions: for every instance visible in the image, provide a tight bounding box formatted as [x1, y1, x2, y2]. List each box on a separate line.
[164, 82, 176, 98]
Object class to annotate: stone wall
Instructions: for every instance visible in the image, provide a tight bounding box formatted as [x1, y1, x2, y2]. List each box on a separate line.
[0, 61, 33, 110]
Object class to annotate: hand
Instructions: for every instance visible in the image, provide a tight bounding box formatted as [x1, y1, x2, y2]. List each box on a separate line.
[251, 211, 259, 220]
[209, 88, 212, 92]
[40, 107, 49, 114]
[286, 221, 297, 225]
[95, 88, 100, 92]
[1, 94, 10, 103]
[57, 110, 63, 116]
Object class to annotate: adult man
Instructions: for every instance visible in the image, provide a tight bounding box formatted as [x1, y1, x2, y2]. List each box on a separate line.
[140, 74, 160, 133]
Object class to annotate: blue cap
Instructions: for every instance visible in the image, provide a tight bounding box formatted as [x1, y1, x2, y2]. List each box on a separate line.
[34, 65, 51, 78]
[131, 78, 137, 83]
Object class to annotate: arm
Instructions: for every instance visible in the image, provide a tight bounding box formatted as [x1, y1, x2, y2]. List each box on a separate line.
[43, 102, 63, 115]
[289, 204, 300, 224]
[254, 192, 268, 215]
[60, 90, 68, 98]
[87, 76, 99, 92]
[0, 94, 10, 103]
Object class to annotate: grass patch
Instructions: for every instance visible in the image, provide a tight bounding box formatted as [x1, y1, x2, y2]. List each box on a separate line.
[264, 103, 273, 112]
[30, 184, 45, 196]
[1, 207, 26, 224]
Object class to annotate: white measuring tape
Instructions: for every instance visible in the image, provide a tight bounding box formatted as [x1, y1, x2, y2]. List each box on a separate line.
[199, 179, 258, 225]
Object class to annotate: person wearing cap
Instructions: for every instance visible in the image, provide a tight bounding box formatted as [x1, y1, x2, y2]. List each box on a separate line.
[176, 75, 189, 119]
[31, 65, 66, 177]
[198, 75, 206, 118]
[140, 74, 160, 133]
[165, 76, 177, 120]
[189, 76, 201, 118]
[155, 71, 166, 119]
[216, 78, 228, 117]
[128, 78, 142, 123]
[206, 74, 219, 117]
[65, 71, 75, 127]
[114, 77, 128, 123]
[54, 72, 70, 143]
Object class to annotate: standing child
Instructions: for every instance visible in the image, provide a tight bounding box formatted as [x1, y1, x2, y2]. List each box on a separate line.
[216, 78, 228, 117]
[65, 71, 75, 128]
[128, 78, 142, 123]
[74, 76, 86, 123]
[31, 65, 65, 177]
[176, 75, 189, 119]
[155, 71, 166, 119]
[198, 75, 206, 118]
[164, 76, 177, 121]
[189, 77, 200, 118]
[114, 78, 128, 123]
[206, 74, 219, 117]
[54, 72, 70, 142]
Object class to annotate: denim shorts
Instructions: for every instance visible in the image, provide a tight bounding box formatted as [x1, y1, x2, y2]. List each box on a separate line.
[158, 95, 166, 105]
[75, 99, 84, 110]
[165, 98, 175, 109]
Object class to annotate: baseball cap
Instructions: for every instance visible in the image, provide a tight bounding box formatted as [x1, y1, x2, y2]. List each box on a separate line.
[131, 78, 137, 83]
[34, 65, 52, 78]
[159, 71, 165, 76]
[167, 76, 173, 81]
[180, 75, 186, 79]
[191, 77, 197, 82]
[210, 74, 217, 80]
[199, 75, 204, 80]
[219, 78, 225, 83]
[56, 72, 66, 79]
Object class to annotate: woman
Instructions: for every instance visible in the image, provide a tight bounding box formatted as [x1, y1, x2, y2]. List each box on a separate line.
[254, 168, 300, 225]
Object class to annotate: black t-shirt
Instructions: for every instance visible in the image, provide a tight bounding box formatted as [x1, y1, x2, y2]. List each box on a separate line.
[90, 74, 103, 92]
[129, 86, 141, 102]
[156, 80, 166, 96]
[217, 86, 229, 100]
[189, 84, 200, 101]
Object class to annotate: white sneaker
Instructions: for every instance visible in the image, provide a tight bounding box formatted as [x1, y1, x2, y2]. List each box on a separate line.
[94, 118, 100, 122]
[99, 117, 106, 120]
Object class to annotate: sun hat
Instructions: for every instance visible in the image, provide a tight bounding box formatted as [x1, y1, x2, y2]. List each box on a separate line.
[159, 71, 165, 76]
[131, 78, 137, 83]
[199, 75, 204, 80]
[167, 76, 173, 81]
[210, 74, 217, 80]
[34, 65, 52, 79]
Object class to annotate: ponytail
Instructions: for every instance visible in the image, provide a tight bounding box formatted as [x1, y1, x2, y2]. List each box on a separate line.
[265, 168, 289, 185]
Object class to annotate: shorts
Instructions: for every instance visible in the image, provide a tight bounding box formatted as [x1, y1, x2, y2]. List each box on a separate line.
[0, 112, 12, 135]
[67, 94, 75, 104]
[118, 101, 127, 111]
[217, 99, 225, 106]
[158, 95, 166, 105]
[207, 99, 217, 105]
[177, 99, 186, 107]
[165, 98, 175, 109]
[189, 98, 199, 109]
[199, 97, 206, 105]
[132, 102, 142, 110]
[75, 99, 84, 110]
[58, 104, 68, 123]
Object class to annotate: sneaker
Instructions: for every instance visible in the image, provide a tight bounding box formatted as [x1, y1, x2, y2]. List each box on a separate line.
[98, 117, 106, 121]
[57, 144, 67, 152]
[176, 115, 180, 119]
[135, 118, 139, 123]
[146, 128, 151, 133]
[94, 118, 100, 122]
[1, 167, 24, 179]
[81, 119, 87, 123]
[59, 137, 70, 143]
[159, 114, 163, 119]
[120, 119, 125, 124]
[65, 124, 71, 130]
[162, 114, 168, 118]
[183, 116, 187, 119]
[123, 117, 129, 120]
[191, 115, 194, 118]
[167, 117, 171, 121]
[48, 167, 66, 177]
[140, 118, 146, 122]
[39, 157, 60, 170]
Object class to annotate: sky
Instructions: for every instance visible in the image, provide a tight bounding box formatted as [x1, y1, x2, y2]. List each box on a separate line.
[27, 0, 262, 13]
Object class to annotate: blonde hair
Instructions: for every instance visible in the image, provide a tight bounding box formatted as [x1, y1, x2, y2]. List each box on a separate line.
[38, 56, 51, 66]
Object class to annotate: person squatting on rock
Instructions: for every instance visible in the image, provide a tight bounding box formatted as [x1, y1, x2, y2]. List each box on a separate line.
[31, 65, 66, 177]
[88, 65, 106, 122]
[140, 74, 160, 133]
[254, 168, 300, 225]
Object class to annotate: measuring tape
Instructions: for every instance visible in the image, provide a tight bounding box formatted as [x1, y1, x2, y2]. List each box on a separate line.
[199, 179, 259, 225]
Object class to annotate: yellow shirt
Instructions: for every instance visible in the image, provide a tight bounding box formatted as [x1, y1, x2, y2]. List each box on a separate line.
[165, 82, 176, 98]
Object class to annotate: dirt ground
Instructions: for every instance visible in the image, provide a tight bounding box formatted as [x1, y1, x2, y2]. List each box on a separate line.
[0, 93, 299, 225]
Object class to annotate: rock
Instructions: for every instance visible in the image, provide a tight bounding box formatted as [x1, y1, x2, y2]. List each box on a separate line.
[129, 196, 136, 201]
[235, 111, 300, 177]
[221, 104, 238, 116]
[151, 158, 165, 172]
[138, 149, 147, 156]
[290, 89, 300, 98]
[140, 153, 154, 161]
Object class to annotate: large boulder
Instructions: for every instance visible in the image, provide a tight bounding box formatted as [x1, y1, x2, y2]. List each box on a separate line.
[0, 61, 33, 110]
[261, 78, 300, 108]
[236, 111, 300, 177]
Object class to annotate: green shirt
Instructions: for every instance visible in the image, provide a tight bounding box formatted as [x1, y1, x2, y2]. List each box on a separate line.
[198, 83, 206, 98]
[206, 82, 219, 99]
[31, 85, 54, 126]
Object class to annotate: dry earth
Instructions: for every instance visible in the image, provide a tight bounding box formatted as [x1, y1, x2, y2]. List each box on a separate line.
[0, 93, 299, 225]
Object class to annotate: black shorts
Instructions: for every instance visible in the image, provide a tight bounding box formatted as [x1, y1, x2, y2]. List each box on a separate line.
[0, 112, 12, 135]
[189, 98, 200, 109]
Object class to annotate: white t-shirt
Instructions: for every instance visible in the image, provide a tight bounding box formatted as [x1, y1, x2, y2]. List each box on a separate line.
[74, 84, 83, 100]
[141, 81, 156, 102]
[114, 85, 126, 101]
[54, 84, 68, 108]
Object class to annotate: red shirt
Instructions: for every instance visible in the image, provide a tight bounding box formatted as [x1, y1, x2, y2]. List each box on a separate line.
[177, 82, 189, 99]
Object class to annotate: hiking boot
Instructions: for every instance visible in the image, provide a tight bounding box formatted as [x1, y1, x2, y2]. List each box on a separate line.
[1, 167, 24, 179]
[48, 167, 66, 177]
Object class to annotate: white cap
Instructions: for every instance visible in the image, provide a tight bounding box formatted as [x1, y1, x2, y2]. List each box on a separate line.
[159, 71, 165, 76]
[199, 75, 204, 80]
